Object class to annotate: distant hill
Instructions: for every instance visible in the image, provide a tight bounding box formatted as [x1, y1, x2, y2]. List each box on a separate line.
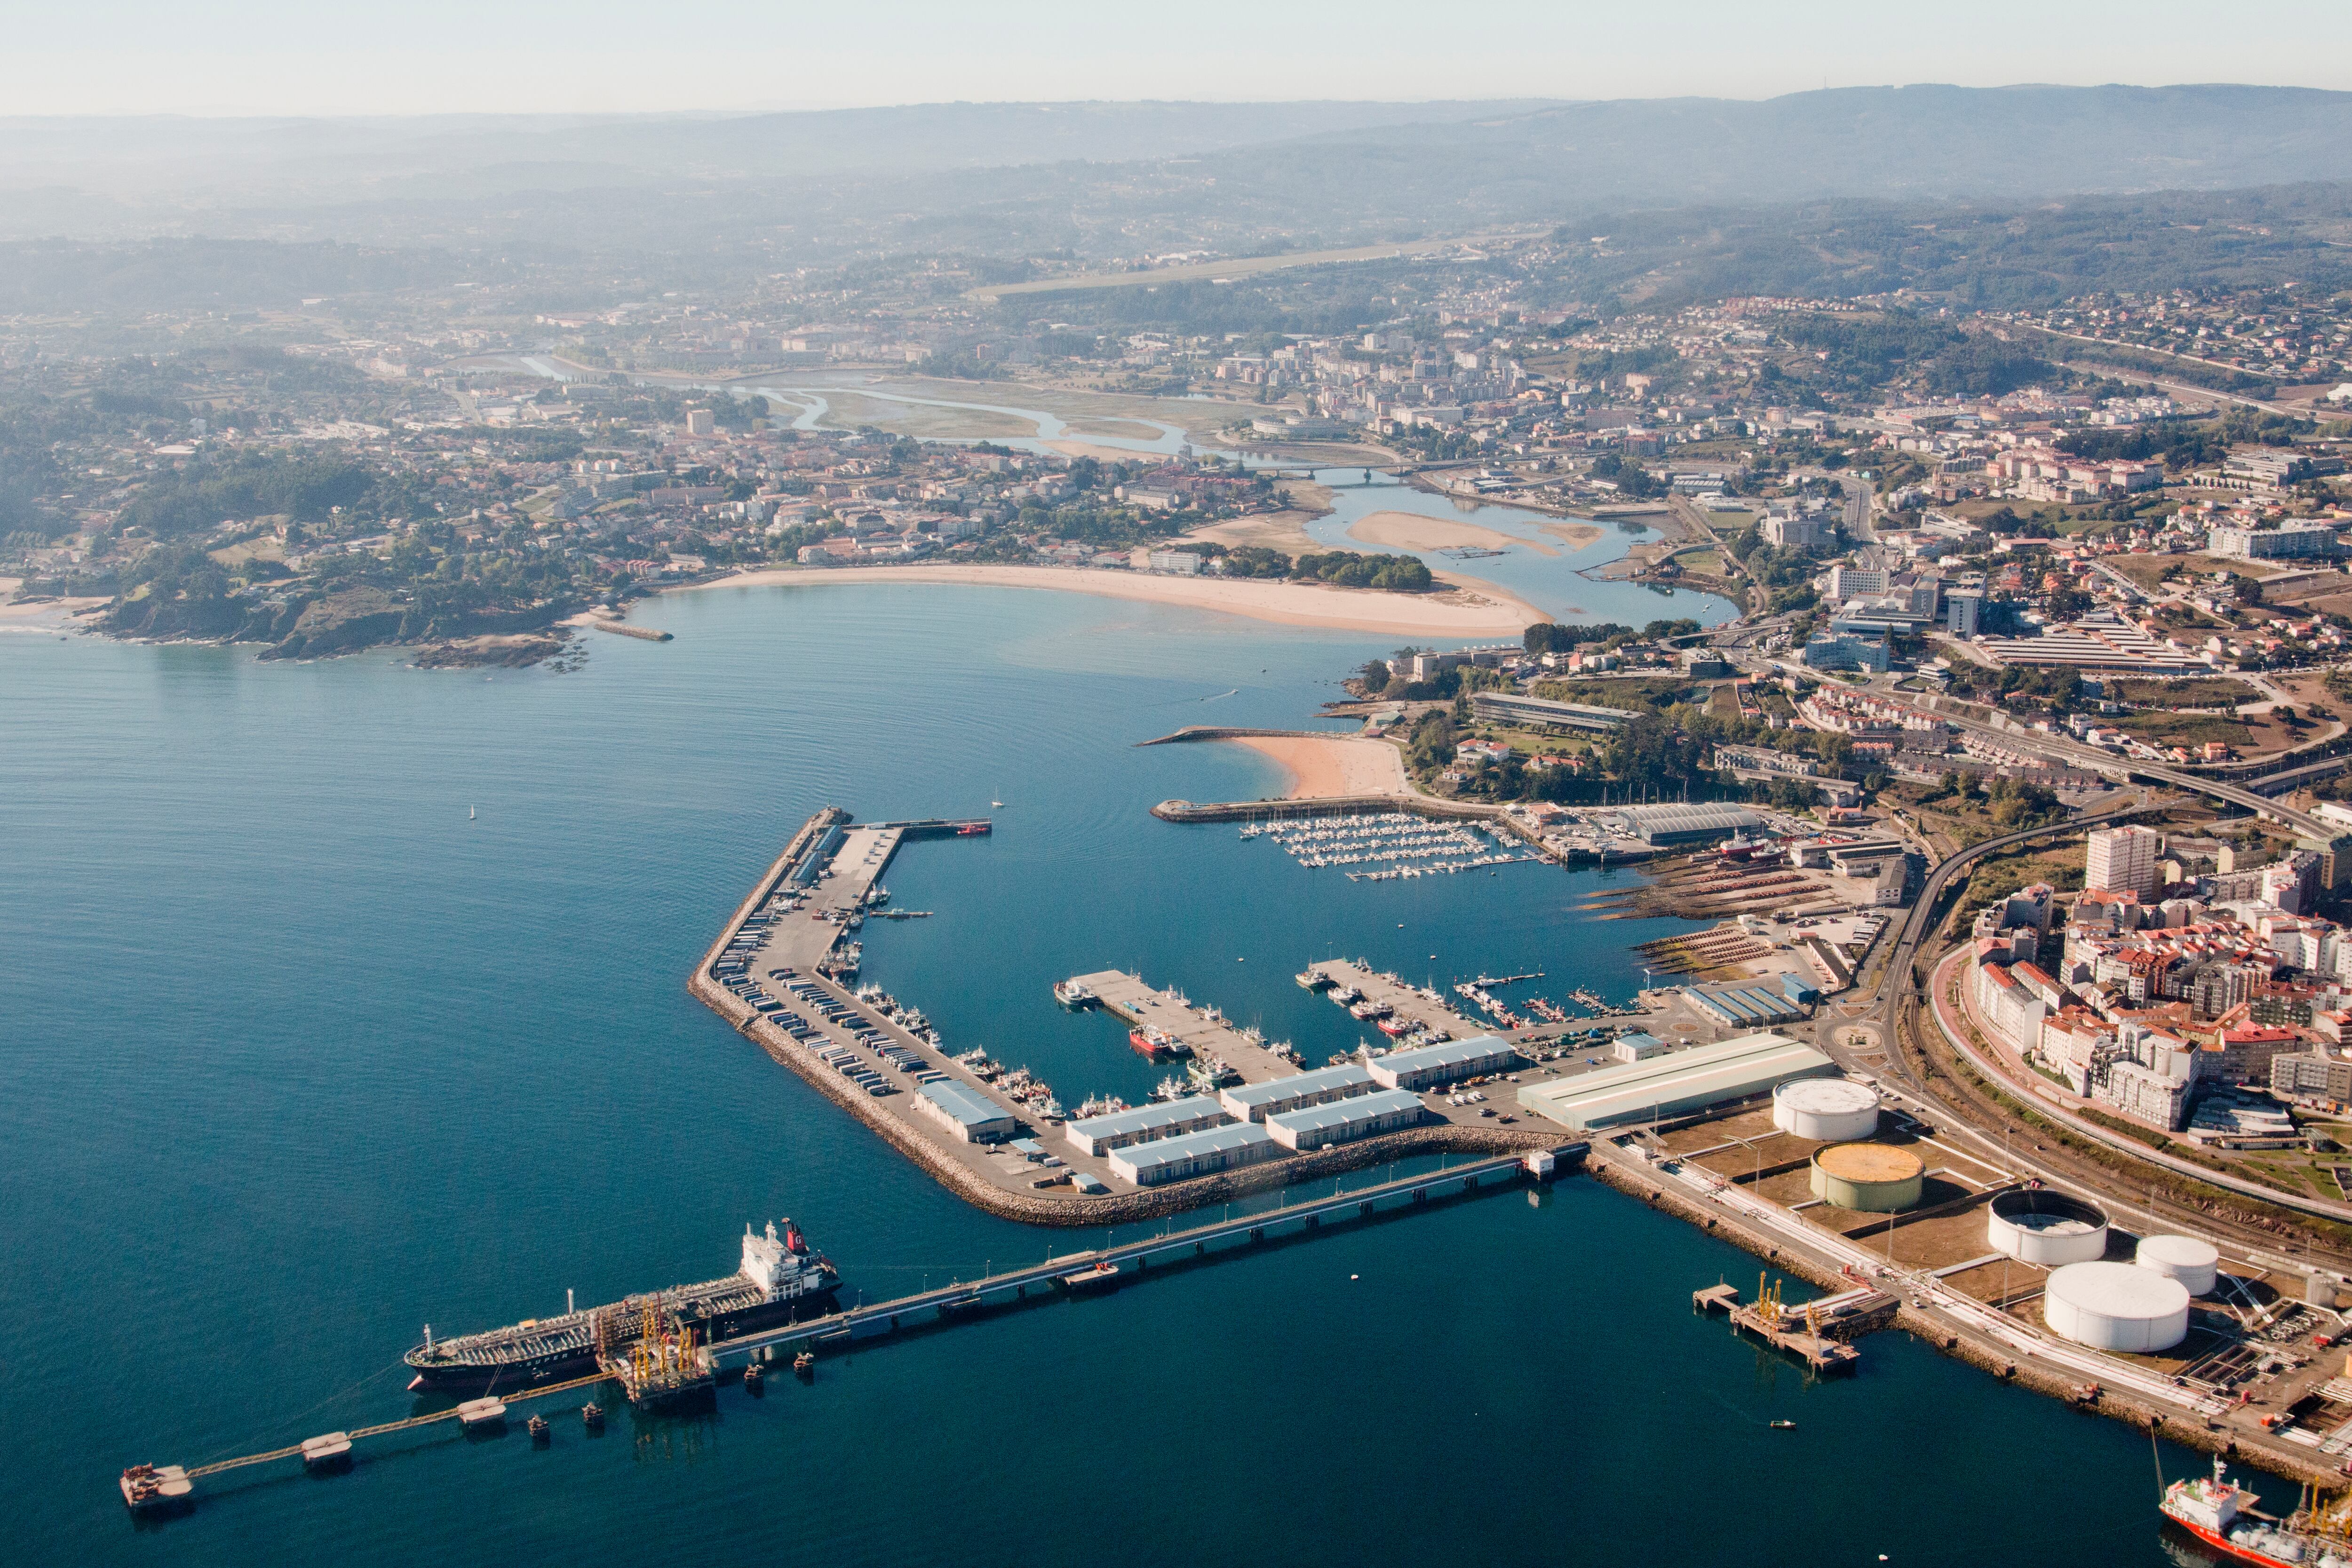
[7, 85, 2352, 259]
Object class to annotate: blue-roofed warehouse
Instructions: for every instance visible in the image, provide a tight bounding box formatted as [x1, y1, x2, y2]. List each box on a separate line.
[1366, 1035, 1519, 1092]
[914, 1080, 1016, 1144]
[1107, 1122, 1279, 1186]
[1685, 974, 1814, 1029]
[1065, 1095, 1230, 1156]
[1266, 1087, 1428, 1151]
[1218, 1063, 1375, 1122]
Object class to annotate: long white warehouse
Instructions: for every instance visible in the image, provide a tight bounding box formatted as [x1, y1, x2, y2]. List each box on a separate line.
[1367, 1035, 1518, 1091]
[1220, 1063, 1376, 1122]
[1066, 1095, 1230, 1156]
[1265, 1087, 1428, 1151]
[1516, 1032, 1836, 1131]
[1107, 1122, 1279, 1186]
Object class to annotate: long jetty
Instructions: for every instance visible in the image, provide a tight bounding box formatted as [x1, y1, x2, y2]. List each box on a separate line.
[119, 1149, 1576, 1513]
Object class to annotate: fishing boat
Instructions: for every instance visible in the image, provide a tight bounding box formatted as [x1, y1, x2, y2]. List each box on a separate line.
[1329, 986, 1361, 1006]
[1129, 1027, 1188, 1061]
[1376, 1016, 1415, 1037]
[1053, 978, 1099, 1010]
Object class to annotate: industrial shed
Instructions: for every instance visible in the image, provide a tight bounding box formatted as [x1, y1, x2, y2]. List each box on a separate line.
[1107, 1122, 1279, 1186]
[915, 1080, 1017, 1144]
[1265, 1087, 1428, 1151]
[1220, 1063, 1376, 1122]
[1605, 802, 1762, 847]
[1065, 1095, 1230, 1156]
[1516, 1032, 1836, 1131]
[1367, 1035, 1519, 1091]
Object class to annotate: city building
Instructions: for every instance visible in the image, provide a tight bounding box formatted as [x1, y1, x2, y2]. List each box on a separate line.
[1801, 631, 1891, 672]
[2086, 825, 2161, 900]
[1468, 691, 1637, 732]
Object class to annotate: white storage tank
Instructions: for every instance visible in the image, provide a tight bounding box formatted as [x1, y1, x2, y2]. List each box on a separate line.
[2044, 1261, 2190, 1353]
[1987, 1189, 2109, 1266]
[1772, 1078, 1881, 1142]
[2133, 1235, 2219, 1297]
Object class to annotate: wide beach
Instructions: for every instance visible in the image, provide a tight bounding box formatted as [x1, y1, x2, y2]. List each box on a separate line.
[1228, 732, 1409, 798]
[678, 562, 1544, 637]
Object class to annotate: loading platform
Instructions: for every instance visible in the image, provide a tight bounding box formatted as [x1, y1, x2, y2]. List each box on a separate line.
[1693, 1275, 1865, 1374]
[120, 1145, 1579, 1513]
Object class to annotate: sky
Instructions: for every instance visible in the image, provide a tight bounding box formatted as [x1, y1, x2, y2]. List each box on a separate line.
[11, 0, 2352, 117]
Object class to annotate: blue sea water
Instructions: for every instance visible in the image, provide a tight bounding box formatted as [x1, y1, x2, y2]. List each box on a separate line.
[2, 584, 2202, 1566]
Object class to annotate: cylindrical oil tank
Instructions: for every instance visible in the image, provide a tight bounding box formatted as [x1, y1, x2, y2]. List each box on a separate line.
[2133, 1235, 2219, 1297]
[2311, 1273, 2341, 1308]
[2044, 1261, 2189, 1352]
[1987, 1188, 2108, 1266]
[1773, 1078, 1881, 1142]
[1809, 1143, 1923, 1212]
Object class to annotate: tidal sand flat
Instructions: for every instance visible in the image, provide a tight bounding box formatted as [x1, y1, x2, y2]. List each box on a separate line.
[1347, 508, 1556, 557]
[688, 563, 1544, 637]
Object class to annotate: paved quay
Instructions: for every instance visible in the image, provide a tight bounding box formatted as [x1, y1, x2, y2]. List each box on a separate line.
[689, 810, 1559, 1225]
[1072, 969, 1300, 1082]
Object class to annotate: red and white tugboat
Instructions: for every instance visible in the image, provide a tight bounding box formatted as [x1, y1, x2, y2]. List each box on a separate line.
[2162, 1454, 2352, 1566]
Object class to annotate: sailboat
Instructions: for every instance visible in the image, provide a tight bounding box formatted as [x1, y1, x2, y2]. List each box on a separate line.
[469, 805, 476, 820]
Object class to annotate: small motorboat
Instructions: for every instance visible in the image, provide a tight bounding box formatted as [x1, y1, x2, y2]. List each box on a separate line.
[1769, 1419, 1797, 1431]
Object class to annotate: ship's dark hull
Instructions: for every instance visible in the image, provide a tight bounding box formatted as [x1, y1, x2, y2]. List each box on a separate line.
[406, 1288, 840, 1394]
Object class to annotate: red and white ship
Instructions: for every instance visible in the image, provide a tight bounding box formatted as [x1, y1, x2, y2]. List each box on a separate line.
[2161, 1454, 2352, 1567]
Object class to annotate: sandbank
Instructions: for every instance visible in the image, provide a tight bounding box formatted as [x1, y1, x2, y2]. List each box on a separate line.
[1230, 733, 1408, 798]
[676, 563, 1543, 637]
[1044, 439, 1175, 462]
[1348, 509, 1555, 557]
[1537, 519, 1605, 549]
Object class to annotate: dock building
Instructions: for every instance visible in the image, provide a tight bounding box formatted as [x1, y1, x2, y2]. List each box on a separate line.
[1366, 1035, 1519, 1091]
[915, 1080, 1017, 1144]
[1685, 974, 1814, 1028]
[1066, 1096, 1231, 1156]
[1219, 1063, 1376, 1122]
[1264, 1088, 1429, 1151]
[1516, 1032, 1836, 1130]
[1603, 802, 1763, 847]
[1108, 1122, 1279, 1186]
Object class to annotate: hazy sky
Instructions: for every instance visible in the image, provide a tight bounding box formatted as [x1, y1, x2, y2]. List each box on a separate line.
[16, 0, 2352, 117]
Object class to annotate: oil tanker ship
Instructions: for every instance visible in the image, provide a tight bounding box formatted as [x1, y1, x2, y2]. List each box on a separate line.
[2161, 1454, 2352, 1567]
[404, 1219, 840, 1393]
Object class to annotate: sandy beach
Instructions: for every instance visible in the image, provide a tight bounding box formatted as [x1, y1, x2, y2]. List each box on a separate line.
[0, 589, 106, 627]
[1347, 509, 1556, 557]
[679, 563, 1543, 637]
[1230, 733, 1408, 798]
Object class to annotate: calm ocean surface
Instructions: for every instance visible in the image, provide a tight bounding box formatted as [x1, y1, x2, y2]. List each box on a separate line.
[2, 583, 2200, 1565]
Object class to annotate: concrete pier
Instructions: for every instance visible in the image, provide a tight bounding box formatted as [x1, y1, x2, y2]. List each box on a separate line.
[1074, 969, 1300, 1082]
